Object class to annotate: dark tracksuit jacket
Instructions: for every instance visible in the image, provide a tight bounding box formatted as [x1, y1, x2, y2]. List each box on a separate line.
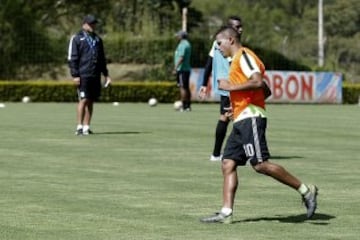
[67, 30, 108, 80]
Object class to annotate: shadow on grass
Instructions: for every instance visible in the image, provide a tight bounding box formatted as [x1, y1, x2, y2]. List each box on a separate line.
[233, 213, 335, 225]
[270, 155, 303, 160]
[93, 131, 150, 135]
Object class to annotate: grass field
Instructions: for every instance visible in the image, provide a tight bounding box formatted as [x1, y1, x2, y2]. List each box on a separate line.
[0, 102, 359, 240]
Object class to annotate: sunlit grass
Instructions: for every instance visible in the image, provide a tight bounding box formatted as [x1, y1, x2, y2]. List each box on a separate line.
[0, 103, 359, 240]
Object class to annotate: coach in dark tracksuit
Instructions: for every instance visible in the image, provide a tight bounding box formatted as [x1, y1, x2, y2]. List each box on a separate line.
[68, 15, 111, 136]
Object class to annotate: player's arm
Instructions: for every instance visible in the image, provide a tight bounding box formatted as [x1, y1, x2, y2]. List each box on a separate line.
[218, 72, 263, 91]
[199, 42, 216, 99]
[98, 38, 109, 77]
[68, 36, 79, 75]
[173, 55, 184, 76]
[218, 50, 269, 93]
[98, 39, 111, 87]
[218, 74, 272, 99]
[198, 57, 213, 99]
[201, 56, 213, 87]
[262, 80, 272, 99]
[67, 35, 80, 85]
[202, 41, 216, 88]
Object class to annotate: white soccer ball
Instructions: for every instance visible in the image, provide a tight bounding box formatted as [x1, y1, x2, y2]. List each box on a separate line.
[112, 101, 120, 106]
[22, 96, 31, 103]
[148, 98, 158, 107]
[173, 100, 183, 111]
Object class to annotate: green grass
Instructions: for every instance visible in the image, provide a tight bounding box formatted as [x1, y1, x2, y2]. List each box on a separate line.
[0, 102, 359, 240]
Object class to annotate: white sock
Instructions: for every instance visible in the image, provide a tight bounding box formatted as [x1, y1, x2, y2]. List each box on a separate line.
[221, 207, 232, 216]
[76, 124, 83, 130]
[297, 183, 309, 196]
[83, 125, 89, 131]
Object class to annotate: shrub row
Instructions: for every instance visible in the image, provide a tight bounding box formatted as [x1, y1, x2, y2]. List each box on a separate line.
[0, 81, 179, 103]
[343, 83, 360, 104]
[0, 81, 359, 104]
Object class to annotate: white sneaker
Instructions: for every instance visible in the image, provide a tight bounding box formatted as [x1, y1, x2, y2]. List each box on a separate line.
[200, 211, 233, 224]
[210, 155, 222, 161]
[83, 129, 93, 135]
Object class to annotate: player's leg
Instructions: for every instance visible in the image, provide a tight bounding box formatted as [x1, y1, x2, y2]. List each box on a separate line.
[75, 99, 86, 135]
[179, 87, 187, 109]
[253, 162, 301, 188]
[75, 84, 87, 135]
[176, 72, 186, 111]
[247, 117, 318, 218]
[83, 79, 100, 135]
[253, 162, 318, 218]
[82, 99, 93, 134]
[181, 71, 191, 111]
[201, 125, 246, 224]
[221, 159, 238, 211]
[211, 96, 230, 160]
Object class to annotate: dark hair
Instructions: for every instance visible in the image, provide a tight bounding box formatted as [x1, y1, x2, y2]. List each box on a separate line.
[227, 15, 243, 38]
[228, 15, 242, 24]
[215, 25, 241, 42]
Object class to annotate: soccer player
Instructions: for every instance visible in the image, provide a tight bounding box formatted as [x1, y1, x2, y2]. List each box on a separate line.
[68, 15, 111, 135]
[200, 26, 318, 223]
[198, 16, 243, 161]
[173, 30, 192, 112]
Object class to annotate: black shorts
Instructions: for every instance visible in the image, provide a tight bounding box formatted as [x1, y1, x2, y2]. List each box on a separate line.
[176, 71, 190, 89]
[77, 77, 101, 101]
[223, 117, 270, 166]
[219, 95, 230, 115]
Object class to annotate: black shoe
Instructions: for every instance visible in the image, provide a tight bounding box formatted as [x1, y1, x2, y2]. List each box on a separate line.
[83, 129, 93, 135]
[75, 129, 83, 136]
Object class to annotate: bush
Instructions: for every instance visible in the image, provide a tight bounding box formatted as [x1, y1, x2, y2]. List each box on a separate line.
[0, 81, 179, 103]
[343, 83, 360, 104]
[1, 81, 359, 104]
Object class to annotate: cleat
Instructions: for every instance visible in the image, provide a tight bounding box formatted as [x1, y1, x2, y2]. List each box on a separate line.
[200, 212, 232, 224]
[303, 184, 318, 219]
[75, 129, 83, 136]
[179, 108, 191, 112]
[210, 155, 222, 162]
[83, 129, 93, 135]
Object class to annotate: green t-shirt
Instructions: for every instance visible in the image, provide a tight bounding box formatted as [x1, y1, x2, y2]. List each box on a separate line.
[174, 39, 191, 71]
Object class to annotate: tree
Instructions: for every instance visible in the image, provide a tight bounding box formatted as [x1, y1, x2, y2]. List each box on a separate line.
[0, 0, 60, 79]
[0, 0, 359, 81]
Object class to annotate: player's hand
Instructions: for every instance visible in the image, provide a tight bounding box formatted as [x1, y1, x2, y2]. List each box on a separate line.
[224, 106, 233, 121]
[104, 76, 112, 88]
[218, 79, 231, 91]
[73, 77, 80, 86]
[198, 86, 207, 100]
[262, 80, 272, 99]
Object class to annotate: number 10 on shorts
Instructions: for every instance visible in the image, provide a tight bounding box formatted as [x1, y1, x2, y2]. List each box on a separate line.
[243, 143, 255, 157]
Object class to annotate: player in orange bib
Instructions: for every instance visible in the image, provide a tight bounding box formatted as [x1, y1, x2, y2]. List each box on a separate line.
[200, 26, 318, 224]
[227, 45, 267, 120]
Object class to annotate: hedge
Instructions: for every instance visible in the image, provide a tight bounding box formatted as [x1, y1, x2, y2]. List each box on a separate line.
[0, 81, 179, 103]
[0, 81, 359, 104]
[343, 83, 360, 104]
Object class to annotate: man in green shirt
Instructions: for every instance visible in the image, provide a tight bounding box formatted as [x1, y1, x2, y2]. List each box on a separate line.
[173, 30, 192, 111]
